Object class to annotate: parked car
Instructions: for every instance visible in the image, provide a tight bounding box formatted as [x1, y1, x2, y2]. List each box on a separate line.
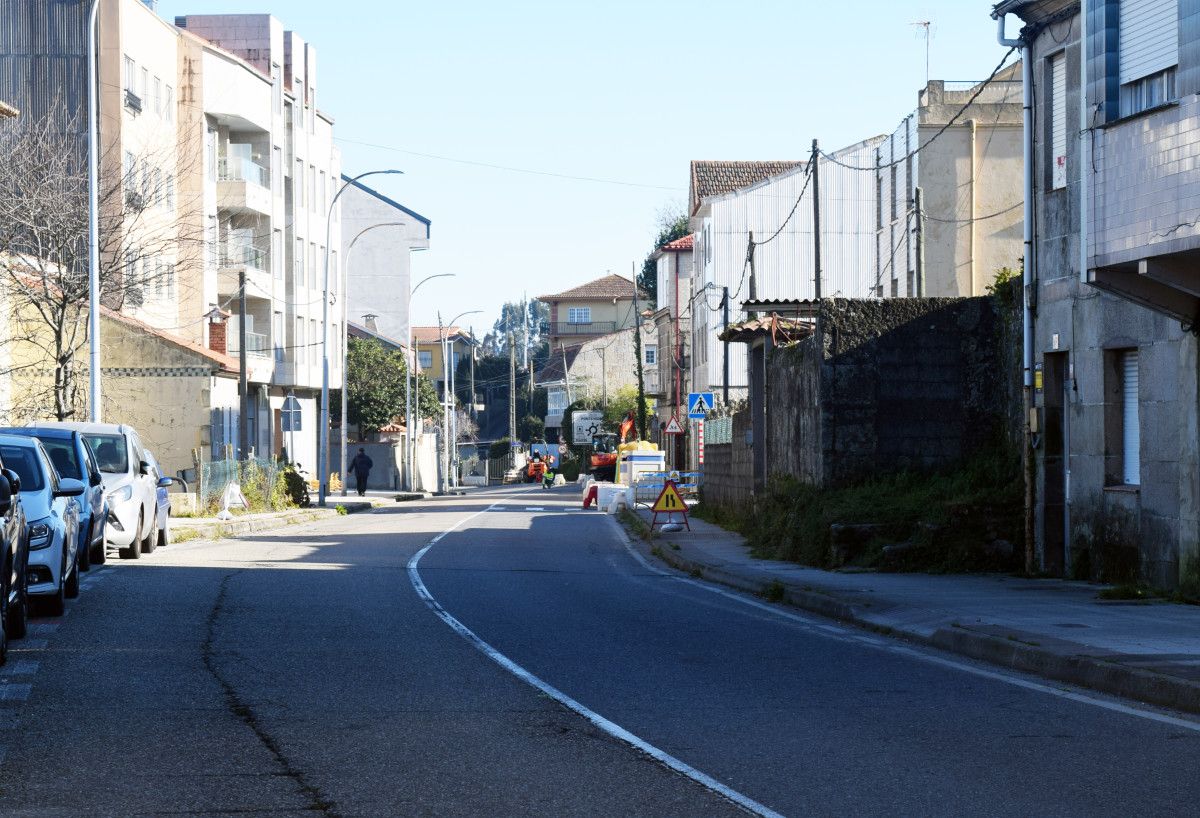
[55, 422, 167, 560]
[143, 449, 171, 549]
[0, 435, 85, 617]
[0, 427, 107, 568]
[0, 455, 28, 663]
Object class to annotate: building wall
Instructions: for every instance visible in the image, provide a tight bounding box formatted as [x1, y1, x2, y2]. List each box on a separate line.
[341, 182, 429, 346]
[1025, 8, 1197, 588]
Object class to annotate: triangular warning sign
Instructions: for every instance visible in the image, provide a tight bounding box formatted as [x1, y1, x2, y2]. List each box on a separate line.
[664, 415, 684, 434]
[652, 481, 687, 513]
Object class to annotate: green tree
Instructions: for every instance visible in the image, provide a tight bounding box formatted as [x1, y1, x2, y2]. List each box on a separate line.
[602, 385, 653, 433]
[346, 337, 440, 434]
[637, 205, 689, 308]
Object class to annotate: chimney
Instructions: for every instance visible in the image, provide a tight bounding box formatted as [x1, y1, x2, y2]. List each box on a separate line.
[205, 306, 230, 355]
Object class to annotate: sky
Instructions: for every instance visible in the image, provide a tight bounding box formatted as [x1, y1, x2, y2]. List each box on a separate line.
[156, 0, 1015, 335]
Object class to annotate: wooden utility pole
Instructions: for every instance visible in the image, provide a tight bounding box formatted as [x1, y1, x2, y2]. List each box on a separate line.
[722, 285, 730, 405]
[469, 325, 476, 422]
[811, 139, 823, 304]
[508, 332, 517, 443]
[747, 231, 757, 319]
[238, 268, 249, 460]
[914, 186, 926, 298]
[631, 262, 647, 440]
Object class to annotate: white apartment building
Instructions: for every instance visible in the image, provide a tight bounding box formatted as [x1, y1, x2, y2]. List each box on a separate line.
[174, 13, 343, 470]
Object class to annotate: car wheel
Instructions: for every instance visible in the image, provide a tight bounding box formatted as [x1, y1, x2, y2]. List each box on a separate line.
[8, 561, 27, 640]
[0, 570, 8, 666]
[64, 551, 80, 600]
[122, 512, 144, 560]
[157, 519, 170, 550]
[78, 523, 91, 572]
[91, 520, 107, 566]
[42, 553, 66, 617]
[140, 509, 157, 555]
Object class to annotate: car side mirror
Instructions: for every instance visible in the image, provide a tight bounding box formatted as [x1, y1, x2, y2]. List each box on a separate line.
[90, 472, 102, 487]
[139, 460, 151, 475]
[5, 468, 21, 495]
[156, 476, 173, 489]
[54, 478, 86, 498]
[0, 473, 11, 514]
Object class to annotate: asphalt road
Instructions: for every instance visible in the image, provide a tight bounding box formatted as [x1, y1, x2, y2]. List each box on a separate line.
[1, 485, 1198, 817]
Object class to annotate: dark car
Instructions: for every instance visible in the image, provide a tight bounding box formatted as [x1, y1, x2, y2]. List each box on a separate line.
[0, 427, 107, 569]
[0, 453, 27, 664]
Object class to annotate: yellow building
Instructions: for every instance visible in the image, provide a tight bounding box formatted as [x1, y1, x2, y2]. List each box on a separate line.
[538, 274, 645, 351]
[412, 326, 476, 401]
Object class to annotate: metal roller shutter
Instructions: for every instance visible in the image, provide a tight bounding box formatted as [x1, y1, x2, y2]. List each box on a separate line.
[1119, 0, 1179, 84]
[1051, 53, 1067, 189]
[1122, 350, 1140, 486]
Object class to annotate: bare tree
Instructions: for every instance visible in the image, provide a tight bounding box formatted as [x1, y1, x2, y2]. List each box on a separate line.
[0, 101, 203, 421]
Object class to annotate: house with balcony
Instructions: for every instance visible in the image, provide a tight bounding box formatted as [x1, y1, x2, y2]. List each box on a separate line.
[538, 274, 646, 351]
[412, 326, 477, 401]
[993, 0, 1200, 589]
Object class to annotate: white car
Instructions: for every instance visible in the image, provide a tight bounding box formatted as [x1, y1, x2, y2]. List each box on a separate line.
[56, 423, 167, 560]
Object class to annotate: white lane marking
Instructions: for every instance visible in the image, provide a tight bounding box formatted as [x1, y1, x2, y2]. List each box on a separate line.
[525, 507, 545, 512]
[0, 684, 31, 702]
[13, 640, 47, 651]
[0, 661, 39, 677]
[409, 503, 784, 818]
[610, 517, 1200, 734]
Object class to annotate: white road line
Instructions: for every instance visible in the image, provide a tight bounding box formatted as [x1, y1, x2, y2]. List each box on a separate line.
[524, 507, 545, 512]
[13, 640, 47, 651]
[0, 684, 31, 702]
[0, 661, 39, 677]
[609, 517, 1200, 734]
[409, 502, 784, 818]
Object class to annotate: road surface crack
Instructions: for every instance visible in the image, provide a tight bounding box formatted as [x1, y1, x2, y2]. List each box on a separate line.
[201, 571, 341, 817]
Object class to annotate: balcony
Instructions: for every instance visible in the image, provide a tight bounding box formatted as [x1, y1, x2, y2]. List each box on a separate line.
[217, 156, 271, 216]
[552, 321, 617, 337]
[217, 243, 271, 302]
[226, 330, 270, 357]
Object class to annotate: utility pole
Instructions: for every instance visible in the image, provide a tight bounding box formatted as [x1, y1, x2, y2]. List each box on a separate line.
[599, 347, 607, 407]
[469, 325, 476, 423]
[561, 342, 572, 405]
[747, 231, 757, 319]
[238, 268, 249, 460]
[722, 285, 730, 405]
[631, 261, 647, 440]
[914, 186, 926, 298]
[509, 332, 517, 444]
[812, 139, 823, 305]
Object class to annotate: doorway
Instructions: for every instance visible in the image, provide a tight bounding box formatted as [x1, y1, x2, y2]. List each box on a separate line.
[1042, 352, 1069, 575]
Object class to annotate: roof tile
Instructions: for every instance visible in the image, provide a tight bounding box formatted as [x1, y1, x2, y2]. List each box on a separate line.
[689, 160, 802, 214]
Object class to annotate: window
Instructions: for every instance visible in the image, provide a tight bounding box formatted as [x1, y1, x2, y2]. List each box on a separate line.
[163, 85, 173, 122]
[272, 64, 283, 114]
[295, 80, 304, 128]
[123, 150, 136, 189]
[166, 263, 175, 299]
[140, 67, 148, 100]
[153, 76, 161, 116]
[548, 390, 566, 414]
[418, 350, 433, 369]
[272, 146, 282, 196]
[645, 345, 657, 366]
[1120, 350, 1140, 485]
[310, 319, 318, 356]
[1048, 52, 1067, 189]
[309, 243, 317, 289]
[1118, 0, 1179, 117]
[295, 238, 304, 287]
[309, 165, 316, 213]
[123, 55, 135, 93]
[295, 159, 304, 208]
[164, 174, 174, 209]
[273, 230, 283, 280]
[273, 312, 285, 362]
[567, 307, 591, 324]
[206, 128, 217, 182]
[319, 170, 326, 213]
[296, 319, 306, 364]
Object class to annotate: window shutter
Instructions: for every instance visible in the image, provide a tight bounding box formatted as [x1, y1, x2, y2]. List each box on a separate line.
[1122, 350, 1140, 485]
[1051, 53, 1067, 190]
[1120, 0, 1179, 84]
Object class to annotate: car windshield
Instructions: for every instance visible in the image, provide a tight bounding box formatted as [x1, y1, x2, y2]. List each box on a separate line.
[83, 433, 129, 474]
[39, 438, 82, 480]
[0, 445, 45, 493]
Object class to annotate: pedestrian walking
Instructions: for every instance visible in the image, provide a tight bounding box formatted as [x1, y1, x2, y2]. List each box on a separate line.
[349, 448, 373, 496]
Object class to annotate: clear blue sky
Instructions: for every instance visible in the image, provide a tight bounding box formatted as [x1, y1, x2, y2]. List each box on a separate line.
[158, 0, 1012, 334]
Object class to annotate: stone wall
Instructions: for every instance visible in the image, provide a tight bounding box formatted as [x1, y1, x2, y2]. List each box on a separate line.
[701, 411, 752, 508]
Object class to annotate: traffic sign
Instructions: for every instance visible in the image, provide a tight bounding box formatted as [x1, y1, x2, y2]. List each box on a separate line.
[558, 443, 568, 454]
[652, 481, 686, 513]
[281, 394, 302, 432]
[663, 415, 684, 435]
[687, 392, 714, 419]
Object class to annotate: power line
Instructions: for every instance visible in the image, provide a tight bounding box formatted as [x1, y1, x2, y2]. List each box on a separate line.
[335, 137, 684, 192]
[923, 200, 1022, 224]
[819, 45, 1019, 172]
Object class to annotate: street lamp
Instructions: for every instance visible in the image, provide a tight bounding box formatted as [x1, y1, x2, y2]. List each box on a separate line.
[340, 222, 407, 496]
[319, 169, 402, 507]
[406, 273, 454, 492]
[86, 0, 101, 421]
[438, 309, 481, 493]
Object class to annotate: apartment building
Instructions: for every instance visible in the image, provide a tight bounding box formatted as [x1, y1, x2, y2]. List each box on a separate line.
[649, 234, 692, 467]
[994, 0, 1198, 589]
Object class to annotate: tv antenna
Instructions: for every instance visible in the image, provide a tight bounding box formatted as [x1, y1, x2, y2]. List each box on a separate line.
[911, 20, 932, 85]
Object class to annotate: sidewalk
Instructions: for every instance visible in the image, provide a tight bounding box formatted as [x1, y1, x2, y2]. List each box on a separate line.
[630, 506, 1200, 716]
[171, 494, 393, 542]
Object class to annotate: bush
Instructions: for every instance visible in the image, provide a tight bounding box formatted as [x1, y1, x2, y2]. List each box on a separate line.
[489, 438, 513, 458]
[282, 467, 309, 508]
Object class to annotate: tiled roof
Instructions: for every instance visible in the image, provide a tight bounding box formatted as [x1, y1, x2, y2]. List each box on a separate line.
[661, 234, 694, 252]
[718, 315, 813, 345]
[689, 160, 802, 215]
[535, 344, 582, 385]
[538, 274, 645, 302]
[411, 326, 473, 344]
[103, 307, 240, 373]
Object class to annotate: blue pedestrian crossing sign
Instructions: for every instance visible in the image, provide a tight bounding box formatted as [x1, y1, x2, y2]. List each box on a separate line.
[687, 392, 714, 419]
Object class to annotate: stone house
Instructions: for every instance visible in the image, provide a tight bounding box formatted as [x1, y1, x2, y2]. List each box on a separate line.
[994, 0, 1200, 587]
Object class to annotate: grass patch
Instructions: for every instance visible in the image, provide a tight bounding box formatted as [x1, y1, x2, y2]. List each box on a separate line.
[619, 509, 653, 541]
[699, 440, 1021, 573]
[335, 504, 348, 516]
[170, 528, 206, 544]
[762, 579, 786, 603]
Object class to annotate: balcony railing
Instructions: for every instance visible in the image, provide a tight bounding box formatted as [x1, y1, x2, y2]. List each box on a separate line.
[219, 243, 268, 272]
[218, 156, 269, 188]
[227, 331, 270, 357]
[552, 321, 617, 336]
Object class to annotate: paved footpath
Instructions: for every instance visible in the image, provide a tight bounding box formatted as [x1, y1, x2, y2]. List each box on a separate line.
[632, 505, 1200, 716]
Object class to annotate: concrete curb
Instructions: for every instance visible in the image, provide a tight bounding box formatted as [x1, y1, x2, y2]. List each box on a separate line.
[172, 499, 383, 543]
[630, 523, 1200, 718]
